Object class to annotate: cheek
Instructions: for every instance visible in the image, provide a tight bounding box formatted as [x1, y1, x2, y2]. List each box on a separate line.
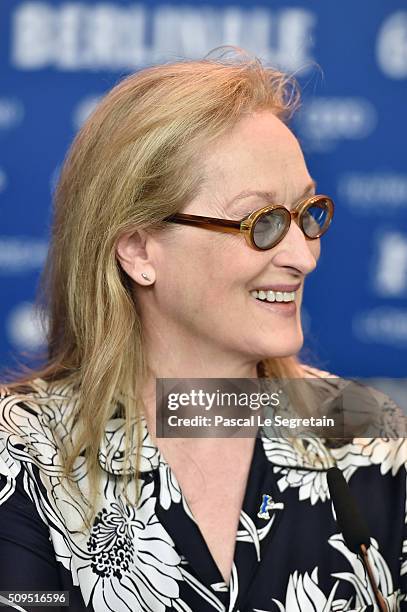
[205, 234, 269, 300]
[205, 235, 248, 280]
[190, 238, 253, 311]
[157, 228, 258, 311]
[157, 233, 241, 301]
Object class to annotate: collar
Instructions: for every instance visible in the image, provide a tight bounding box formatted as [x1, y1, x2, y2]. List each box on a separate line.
[98, 414, 162, 475]
[29, 377, 339, 476]
[96, 411, 336, 477]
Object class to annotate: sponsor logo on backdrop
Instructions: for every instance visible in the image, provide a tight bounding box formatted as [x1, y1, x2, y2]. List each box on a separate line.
[11, 3, 315, 72]
[6, 302, 47, 350]
[376, 11, 407, 79]
[0, 98, 24, 130]
[0, 237, 47, 274]
[338, 172, 407, 212]
[372, 232, 407, 298]
[353, 307, 407, 348]
[295, 97, 377, 152]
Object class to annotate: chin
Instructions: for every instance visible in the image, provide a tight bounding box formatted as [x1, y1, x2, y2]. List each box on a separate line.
[261, 332, 304, 359]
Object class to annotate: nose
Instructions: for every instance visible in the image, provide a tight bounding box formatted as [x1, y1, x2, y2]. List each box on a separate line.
[271, 220, 320, 275]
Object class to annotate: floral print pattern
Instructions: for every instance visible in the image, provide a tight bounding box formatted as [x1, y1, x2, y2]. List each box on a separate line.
[0, 375, 406, 611]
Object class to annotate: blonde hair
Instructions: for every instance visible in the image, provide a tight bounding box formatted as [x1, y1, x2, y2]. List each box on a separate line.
[2, 48, 313, 525]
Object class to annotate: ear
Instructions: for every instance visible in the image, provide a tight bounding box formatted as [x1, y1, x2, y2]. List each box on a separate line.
[115, 229, 156, 285]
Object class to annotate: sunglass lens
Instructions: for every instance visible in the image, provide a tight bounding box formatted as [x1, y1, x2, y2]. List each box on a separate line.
[252, 209, 289, 249]
[302, 201, 331, 238]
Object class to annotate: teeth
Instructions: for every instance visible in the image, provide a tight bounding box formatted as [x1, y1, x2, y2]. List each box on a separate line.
[250, 290, 296, 303]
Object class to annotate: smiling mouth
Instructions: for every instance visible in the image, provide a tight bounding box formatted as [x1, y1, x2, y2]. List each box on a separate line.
[249, 289, 296, 303]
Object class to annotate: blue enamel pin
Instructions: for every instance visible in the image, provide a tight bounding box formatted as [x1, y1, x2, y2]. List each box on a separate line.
[257, 494, 275, 519]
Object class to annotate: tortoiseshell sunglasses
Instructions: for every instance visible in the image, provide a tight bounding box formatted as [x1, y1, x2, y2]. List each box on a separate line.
[165, 194, 334, 251]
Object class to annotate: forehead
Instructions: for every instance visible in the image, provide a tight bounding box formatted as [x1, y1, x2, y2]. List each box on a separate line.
[200, 111, 310, 209]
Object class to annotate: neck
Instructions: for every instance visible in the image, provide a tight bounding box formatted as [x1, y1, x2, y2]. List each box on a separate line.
[137, 306, 269, 446]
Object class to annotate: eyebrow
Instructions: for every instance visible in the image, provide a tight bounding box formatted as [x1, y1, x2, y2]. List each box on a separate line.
[227, 179, 317, 212]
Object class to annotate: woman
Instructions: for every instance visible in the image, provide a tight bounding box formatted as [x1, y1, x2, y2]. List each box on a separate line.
[0, 50, 405, 612]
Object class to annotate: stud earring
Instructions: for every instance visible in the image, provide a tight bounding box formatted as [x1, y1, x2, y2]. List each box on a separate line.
[141, 272, 151, 281]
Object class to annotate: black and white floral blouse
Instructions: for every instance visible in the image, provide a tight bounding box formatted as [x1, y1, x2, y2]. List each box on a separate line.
[0, 370, 406, 612]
